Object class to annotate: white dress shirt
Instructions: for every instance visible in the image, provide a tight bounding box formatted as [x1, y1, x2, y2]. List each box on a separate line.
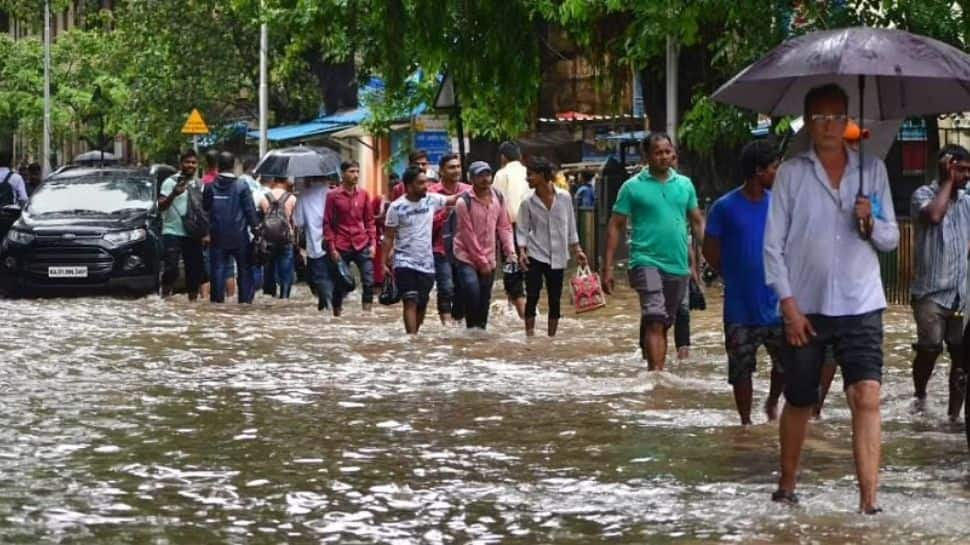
[764, 148, 899, 316]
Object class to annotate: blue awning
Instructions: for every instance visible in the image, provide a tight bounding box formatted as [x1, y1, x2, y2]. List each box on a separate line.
[247, 119, 353, 142]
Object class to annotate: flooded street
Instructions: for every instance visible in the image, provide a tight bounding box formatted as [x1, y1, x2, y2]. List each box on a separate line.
[1, 285, 969, 544]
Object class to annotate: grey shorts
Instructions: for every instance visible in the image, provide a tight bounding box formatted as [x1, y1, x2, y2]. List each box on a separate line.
[628, 266, 688, 327]
[911, 297, 963, 352]
[725, 323, 783, 385]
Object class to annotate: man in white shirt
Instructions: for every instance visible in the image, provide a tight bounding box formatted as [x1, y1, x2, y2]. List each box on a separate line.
[492, 141, 530, 317]
[764, 84, 898, 514]
[295, 176, 332, 311]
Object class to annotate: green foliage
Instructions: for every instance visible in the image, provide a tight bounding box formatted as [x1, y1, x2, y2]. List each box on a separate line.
[678, 94, 754, 153]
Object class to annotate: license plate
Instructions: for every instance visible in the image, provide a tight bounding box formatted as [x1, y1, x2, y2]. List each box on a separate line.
[48, 266, 88, 278]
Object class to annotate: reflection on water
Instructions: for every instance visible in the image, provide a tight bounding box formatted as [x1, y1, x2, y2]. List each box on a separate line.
[0, 287, 968, 544]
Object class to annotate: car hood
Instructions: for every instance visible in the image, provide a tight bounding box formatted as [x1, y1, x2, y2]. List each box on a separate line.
[18, 210, 148, 234]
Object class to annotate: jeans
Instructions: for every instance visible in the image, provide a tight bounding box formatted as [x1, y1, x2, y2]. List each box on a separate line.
[434, 253, 465, 320]
[525, 258, 564, 320]
[209, 245, 254, 304]
[272, 245, 295, 299]
[307, 256, 334, 310]
[456, 261, 495, 329]
[329, 248, 374, 311]
[162, 235, 204, 296]
[262, 262, 277, 296]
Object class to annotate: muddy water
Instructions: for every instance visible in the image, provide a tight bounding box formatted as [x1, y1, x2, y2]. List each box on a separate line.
[0, 285, 968, 544]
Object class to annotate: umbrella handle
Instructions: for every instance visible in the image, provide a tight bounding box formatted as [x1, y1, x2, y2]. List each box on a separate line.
[857, 75, 871, 240]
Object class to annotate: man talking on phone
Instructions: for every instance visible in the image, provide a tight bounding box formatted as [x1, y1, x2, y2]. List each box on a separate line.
[909, 144, 970, 421]
[159, 149, 206, 300]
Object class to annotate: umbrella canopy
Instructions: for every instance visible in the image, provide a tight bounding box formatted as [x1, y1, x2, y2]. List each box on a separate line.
[73, 150, 119, 164]
[712, 26, 970, 119]
[786, 117, 903, 159]
[253, 145, 342, 179]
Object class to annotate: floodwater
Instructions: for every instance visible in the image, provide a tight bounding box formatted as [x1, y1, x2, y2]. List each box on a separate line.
[0, 283, 968, 544]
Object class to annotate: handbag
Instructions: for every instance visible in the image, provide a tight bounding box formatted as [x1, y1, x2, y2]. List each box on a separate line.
[689, 278, 707, 311]
[569, 265, 607, 313]
[378, 272, 401, 305]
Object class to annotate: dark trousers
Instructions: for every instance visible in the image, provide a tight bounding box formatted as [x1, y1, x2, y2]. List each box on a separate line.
[307, 256, 334, 310]
[674, 302, 690, 349]
[162, 235, 204, 296]
[262, 262, 277, 296]
[456, 261, 495, 329]
[525, 258, 564, 320]
[329, 248, 374, 311]
[210, 245, 253, 304]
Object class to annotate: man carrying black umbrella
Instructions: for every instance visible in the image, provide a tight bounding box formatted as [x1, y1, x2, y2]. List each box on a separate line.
[764, 84, 899, 514]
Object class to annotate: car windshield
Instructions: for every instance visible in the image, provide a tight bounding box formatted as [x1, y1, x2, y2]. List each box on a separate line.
[28, 176, 155, 216]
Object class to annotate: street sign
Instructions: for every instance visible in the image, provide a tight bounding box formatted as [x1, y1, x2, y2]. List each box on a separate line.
[414, 115, 448, 132]
[433, 74, 456, 110]
[414, 131, 451, 164]
[181, 109, 210, 135]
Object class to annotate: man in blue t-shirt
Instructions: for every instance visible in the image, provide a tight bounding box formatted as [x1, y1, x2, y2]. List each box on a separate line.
[703, 140, 784, 425]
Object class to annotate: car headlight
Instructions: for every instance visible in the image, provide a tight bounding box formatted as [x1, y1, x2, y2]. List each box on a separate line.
[6, 229, 34, 245]
[103, 228, 147, 246]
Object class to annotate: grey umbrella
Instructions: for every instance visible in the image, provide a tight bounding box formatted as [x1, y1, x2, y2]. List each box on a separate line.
[73, 150, 119, 165]
[253, 145, 342, 179]
[713, 26, 970, 235]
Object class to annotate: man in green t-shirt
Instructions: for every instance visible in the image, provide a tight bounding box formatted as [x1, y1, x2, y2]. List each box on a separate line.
[603, 133, 705, 371]
[158, 150, 205, 300]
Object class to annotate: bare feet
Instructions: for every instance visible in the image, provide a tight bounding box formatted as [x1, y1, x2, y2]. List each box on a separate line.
[677, 346, 690, 360]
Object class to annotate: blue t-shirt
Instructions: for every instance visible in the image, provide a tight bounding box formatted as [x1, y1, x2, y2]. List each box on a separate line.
[705, 188, 780, 326]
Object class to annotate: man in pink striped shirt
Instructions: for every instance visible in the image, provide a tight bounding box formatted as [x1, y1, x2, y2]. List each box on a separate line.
[453, 161, 517, 329]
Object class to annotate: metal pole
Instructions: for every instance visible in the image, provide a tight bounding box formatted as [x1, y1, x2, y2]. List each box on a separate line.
[258, 0, 269, 158]
[665, 35, 679, 146]
[454, 89, 467, 184]
[42, 0, 51, 177]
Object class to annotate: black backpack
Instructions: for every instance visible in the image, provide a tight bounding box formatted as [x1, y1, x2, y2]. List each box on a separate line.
[180, 182, 209, 240]
[0, 171, 14, 207]
[261, 192, 293, 246]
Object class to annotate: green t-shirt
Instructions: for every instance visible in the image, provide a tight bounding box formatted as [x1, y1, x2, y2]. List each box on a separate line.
[159, 174, 198, 237]
[612, 169, 698, 276]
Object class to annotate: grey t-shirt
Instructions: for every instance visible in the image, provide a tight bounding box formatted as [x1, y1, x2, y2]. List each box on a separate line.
[385, 194, 447, 274]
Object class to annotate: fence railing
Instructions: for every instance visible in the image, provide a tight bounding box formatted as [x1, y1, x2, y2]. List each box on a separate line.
[880, 218, 914, 305]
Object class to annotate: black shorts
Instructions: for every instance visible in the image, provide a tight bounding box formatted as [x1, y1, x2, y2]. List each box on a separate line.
[781, 311, 884, 407]
[395, 267, 435, 310]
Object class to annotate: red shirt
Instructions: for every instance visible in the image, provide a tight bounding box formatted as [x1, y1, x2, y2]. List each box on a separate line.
[323, 185, 375, 253]
[201, 170, 218, 185]
[429, 180, 471, 255]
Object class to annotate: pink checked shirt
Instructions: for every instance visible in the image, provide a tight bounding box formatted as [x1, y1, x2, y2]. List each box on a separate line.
[453, 190, 516, 272]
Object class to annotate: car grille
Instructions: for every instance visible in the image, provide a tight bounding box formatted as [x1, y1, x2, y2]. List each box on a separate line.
[26, 246, 115, 277]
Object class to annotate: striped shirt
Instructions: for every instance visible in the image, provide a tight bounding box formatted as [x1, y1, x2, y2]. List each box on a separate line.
[910, 182, 970, 309]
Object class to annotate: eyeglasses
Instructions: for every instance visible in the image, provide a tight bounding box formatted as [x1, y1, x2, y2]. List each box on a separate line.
[809, 114, 849, 125]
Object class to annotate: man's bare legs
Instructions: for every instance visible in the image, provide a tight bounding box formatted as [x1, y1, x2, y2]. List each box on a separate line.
[777, 403, 813, 496]
[642, 321, 668, 371]
[846, 380, 881, 513]
[403, 301, 425, 334]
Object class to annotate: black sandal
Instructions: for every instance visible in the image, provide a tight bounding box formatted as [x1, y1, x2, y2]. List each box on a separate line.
[771, 488, 800, 505]
[863, 507, 883, 515]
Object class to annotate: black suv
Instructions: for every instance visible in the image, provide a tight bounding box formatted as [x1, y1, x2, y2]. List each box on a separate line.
[0, 167, 163, 296]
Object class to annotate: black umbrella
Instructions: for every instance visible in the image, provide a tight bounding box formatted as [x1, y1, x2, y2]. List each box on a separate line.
[713, 26, 970, 235]
[253, 145, 342, 179]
